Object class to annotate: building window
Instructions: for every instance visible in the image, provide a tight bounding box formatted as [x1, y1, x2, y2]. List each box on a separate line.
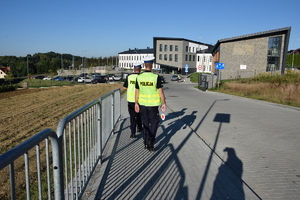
[189, 55, 191, 61]
[193, 55, 195, 61]
[209, 56, 212, 62]
[267, 36, 282, 71]
[203, 56, 206, 62]
[175, 45, 178, 51]
[175, 54, 178, 62]
[189, 47, 191, 52]
[186, 46, 188, 52]
[185, 55, 188, 61]
[159, 44, 163, 51]
[170, 45, 173, 51]
[169, 54, 172, 61]
[164, 45, 168, 51]
[198, 56, 200, 62]
[164, 54, 167, 60]
[159, 54, 162, 60]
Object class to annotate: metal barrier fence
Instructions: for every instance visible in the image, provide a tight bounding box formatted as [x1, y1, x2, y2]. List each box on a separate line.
[198, 74, 218, 90]
[198, 73, 208, 91]
[0, 88, 121, 200]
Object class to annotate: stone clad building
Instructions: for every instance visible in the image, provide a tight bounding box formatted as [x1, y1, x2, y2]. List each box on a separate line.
[212, 27, 291, 80]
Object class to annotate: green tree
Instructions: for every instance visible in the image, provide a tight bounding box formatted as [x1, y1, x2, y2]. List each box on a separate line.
[4, 71, 14, 86]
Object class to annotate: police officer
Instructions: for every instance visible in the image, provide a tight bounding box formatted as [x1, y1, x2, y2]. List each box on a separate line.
[123, 63, 143, 138]
[135, 57, 166, 151]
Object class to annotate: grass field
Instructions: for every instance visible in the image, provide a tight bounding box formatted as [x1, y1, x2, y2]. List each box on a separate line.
[190, 70, 300, 108]
[213, 71, 300, 108]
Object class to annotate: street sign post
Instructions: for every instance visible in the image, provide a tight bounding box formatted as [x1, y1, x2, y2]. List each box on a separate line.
[215, 63, 225, 89]
[215, 63, 225, 69]
[185, 64, 188, 75]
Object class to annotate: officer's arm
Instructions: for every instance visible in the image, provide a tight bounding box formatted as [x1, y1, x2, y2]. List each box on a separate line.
[123, 76, 128, 90]
[135, 88, 140, 113]
[158, 88, 166, 112]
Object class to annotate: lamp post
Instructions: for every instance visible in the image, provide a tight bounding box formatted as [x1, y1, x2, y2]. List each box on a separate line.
[292, 52, 295, 68]
[199, 37, 206, 74]
[27, 56, 29, 78]
[61, 53, 63, 70]
[291, 39, 300, 69]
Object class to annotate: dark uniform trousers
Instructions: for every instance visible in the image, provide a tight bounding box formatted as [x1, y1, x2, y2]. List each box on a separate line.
[139, 105, 160, 145]
[128, 102, 142, 134]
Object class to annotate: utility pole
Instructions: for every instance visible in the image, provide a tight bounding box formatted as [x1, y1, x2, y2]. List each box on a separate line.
[27, 56, 29, 78]
[61, 54, 63, 70]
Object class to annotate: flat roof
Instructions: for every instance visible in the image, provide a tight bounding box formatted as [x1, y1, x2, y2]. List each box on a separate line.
[118, 48, 153, 55]
[212, 27, 291, 53]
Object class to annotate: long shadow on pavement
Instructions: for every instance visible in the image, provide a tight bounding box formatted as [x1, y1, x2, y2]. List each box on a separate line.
[93, 99, 259, 199]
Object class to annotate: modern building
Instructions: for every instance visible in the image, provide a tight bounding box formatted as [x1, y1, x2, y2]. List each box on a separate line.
[211, 27, 291, 80]
[118, 47, 160, 69]
[153, 37, 214, 74]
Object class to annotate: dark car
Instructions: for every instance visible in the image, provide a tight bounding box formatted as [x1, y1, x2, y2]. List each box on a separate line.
[33, 75, 45, 80]
[79, 73, 89, 77]
[92, 75, 108, 84]
[159, 76, 166, 83]
[72, 76, 80, 82]
[54, 76, 64, 81]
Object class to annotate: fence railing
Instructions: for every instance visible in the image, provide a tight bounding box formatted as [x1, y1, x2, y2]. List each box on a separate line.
[0, 88, 121, 200]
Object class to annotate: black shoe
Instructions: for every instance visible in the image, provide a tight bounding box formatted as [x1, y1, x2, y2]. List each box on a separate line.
[130, 134, 136, 138]
[147, 142, 154, 152]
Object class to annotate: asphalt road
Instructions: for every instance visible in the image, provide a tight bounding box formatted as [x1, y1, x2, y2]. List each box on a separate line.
[163, 76, 300, 199]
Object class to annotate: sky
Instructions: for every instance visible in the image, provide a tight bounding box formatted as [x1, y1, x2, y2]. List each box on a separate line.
[1, 0, 299, 58]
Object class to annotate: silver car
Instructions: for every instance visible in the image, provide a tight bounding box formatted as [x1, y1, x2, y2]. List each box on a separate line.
[78, 77, 92, 83]
[171, 75, 178, 81]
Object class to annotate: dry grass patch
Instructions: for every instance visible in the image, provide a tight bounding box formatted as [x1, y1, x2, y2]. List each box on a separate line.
[0, 83, 124, 199]
[219, 81, 300, 107]
[0, 83, 124, 154]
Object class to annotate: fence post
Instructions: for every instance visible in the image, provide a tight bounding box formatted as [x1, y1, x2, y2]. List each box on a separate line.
[50, 135, 65, 200]
[97, 102, 102, 165]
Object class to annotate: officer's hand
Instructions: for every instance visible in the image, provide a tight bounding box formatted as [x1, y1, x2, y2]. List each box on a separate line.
[135, 103, 140, 113]
[161, 103, 166, 112]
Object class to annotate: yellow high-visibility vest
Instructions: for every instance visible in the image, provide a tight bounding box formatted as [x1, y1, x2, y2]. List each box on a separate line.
[137, 73, 161, 106]
[127, 74, 138, 103]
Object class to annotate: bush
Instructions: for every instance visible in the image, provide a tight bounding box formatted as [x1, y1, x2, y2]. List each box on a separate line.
[0, 84, 18, 93]
[18, 79, 77, 88]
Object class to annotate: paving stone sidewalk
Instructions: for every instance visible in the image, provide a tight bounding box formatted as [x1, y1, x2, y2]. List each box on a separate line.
[82, 91, 261, 200]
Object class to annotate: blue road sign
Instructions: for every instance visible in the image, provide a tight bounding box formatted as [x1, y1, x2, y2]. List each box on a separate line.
[215, 63, 225, 69]
[185, 64, 188, 72]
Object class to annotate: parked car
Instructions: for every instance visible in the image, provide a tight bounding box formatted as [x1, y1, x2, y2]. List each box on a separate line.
[43, 76, 52, 80]
[54, 76, 64, 81]
[114, 76, 121, 81]
[159, 76, 166, 83]
[171, 75, 178, 81]
[78, 77, 92, 83]
[33, 75, 45, 80]
[72, 76, 80, 82]
[79, 73, 89, 77]
[63, 76, 73, 81]
[92, 75, 108, 84]
[108, 74, 121, 81]
[90, 73, 102, 77]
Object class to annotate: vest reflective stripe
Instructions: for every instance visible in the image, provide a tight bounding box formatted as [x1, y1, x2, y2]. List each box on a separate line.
[127, 74, 138, 102]
[137, 73, 161, 106]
